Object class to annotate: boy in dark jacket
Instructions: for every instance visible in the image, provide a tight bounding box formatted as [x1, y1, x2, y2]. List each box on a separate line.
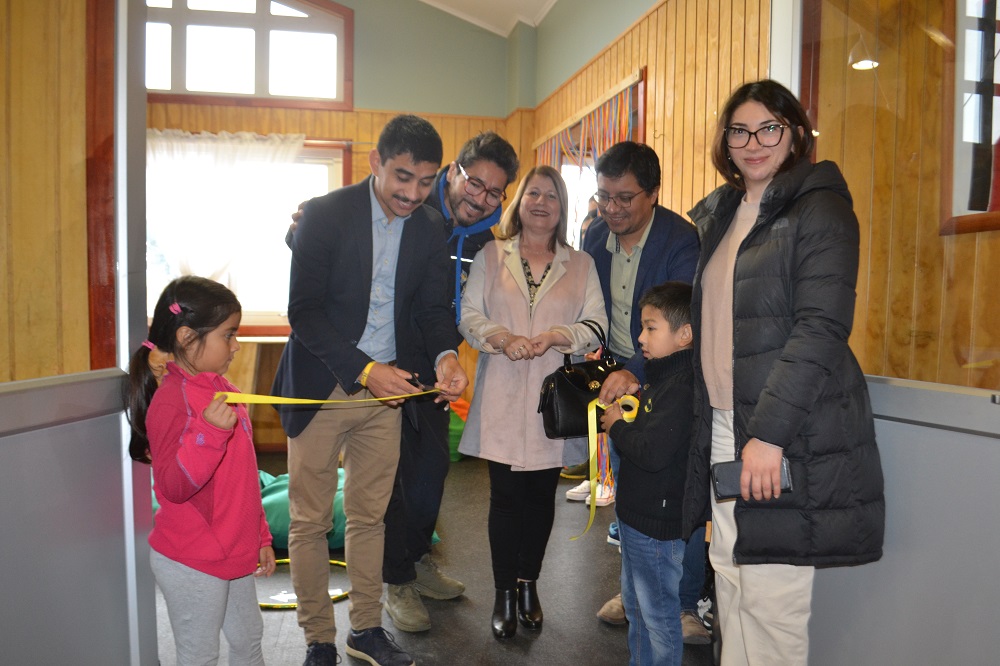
[600, 281, 695, 666]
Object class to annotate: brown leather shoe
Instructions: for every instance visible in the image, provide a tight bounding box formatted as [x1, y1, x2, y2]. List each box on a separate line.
[597, 592, 626, 625]
[681, 610, 712, 644]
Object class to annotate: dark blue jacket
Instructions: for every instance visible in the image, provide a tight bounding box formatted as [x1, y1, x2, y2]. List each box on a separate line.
[582, 204, 700, 376]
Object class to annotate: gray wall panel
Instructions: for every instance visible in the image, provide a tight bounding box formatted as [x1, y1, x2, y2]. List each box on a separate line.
[810, 379, 1000, 665]
[0, 410, 139, 664]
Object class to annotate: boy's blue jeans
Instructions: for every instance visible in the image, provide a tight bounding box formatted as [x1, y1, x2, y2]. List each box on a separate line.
[620, 521, 685, 666]
[610, 440, 707, 613]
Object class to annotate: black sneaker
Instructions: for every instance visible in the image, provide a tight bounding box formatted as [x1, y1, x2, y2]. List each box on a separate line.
[304, 641, 341, 665]
[345, 627, 414, 666]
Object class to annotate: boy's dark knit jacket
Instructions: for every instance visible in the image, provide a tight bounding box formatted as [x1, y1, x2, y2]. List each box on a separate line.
[608, 347, 695, 541]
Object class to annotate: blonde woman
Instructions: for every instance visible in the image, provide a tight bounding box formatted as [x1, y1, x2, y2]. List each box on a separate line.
[459, 166, 607, 639]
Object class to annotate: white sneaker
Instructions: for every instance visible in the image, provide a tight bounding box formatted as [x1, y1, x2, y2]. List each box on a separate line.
[585, 483, 615, 507]
[565, 479, 591, 501]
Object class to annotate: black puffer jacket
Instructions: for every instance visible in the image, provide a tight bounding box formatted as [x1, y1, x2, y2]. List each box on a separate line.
[682, 159, 885, 566]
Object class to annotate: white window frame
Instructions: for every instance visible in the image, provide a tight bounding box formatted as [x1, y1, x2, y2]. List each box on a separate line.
[146, 0, 352, 106]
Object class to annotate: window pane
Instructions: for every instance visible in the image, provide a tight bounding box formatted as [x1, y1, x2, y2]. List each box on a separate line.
[186, 25, 255, 94]
[271, 2, 308, 17]
[146, 152, 338, 317]
[188, 0, 255, 13]
[963, 93, 981, 144]
[964, 29, 982, 82]
[559, 163, 597, 249]
[146, 22, 172, 90]
[269, 31, 338, 98]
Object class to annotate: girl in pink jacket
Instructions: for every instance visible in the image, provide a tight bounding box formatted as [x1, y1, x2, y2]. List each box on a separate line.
[126, 276, 274, 665]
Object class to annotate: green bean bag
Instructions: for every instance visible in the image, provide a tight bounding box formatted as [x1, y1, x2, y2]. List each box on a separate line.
[258, 469, 346, 550]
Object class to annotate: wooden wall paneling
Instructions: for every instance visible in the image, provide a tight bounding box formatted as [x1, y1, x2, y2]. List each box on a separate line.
[453, 116, 472, 158]
[353, 112, 374, 183]
[342, 111, 358, 182]
[937, 234, 975, 387]
[909, 0, 947, 383]
[12, 2, 60, 378]
[717, 0, 733, 165]
[609, 40, 617, 93]
[970, 232, 1000, 388]
[840, 25, 880, 376]
[649, 5, 662, 189]
[685, 0, 699, 212]
[859, 44, 892, 377]
[58, 0, 90, 376]
[758, 0, 771, 79]
[702, 0, 720, 206]
[672, 0, 688, 213]
[884, 6, 922, 381]
[636, 21, 648, 147]
[692, 0, 709, 208]
[731, 0, 746, 95]
[817, 3, 876, 371]
[86, 0, 117, 370]
[1, 0, 12, 379]
[745, 0, 760, 81]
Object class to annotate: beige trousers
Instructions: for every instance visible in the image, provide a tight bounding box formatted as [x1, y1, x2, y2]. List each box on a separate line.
[709, 408, 815, 666]
[287, 384, 401, 643]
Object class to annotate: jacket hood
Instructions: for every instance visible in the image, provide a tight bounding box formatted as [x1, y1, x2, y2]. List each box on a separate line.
[689, 160, 852, 233]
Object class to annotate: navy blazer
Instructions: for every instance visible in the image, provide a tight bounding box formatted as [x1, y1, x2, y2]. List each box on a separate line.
[582, 204, 700, 375]
[272, 177, 455, 438]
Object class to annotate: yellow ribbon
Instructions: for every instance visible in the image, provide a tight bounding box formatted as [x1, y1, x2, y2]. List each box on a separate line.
[571, 394, 639, 540]
[258, 559, 349, 610]
[214, 388, 441, 405]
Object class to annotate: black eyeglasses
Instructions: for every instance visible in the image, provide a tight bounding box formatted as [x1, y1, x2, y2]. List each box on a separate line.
[725, 124, 789, 149]
[457, 163, 506, 207]
[593, 191, 641, 209]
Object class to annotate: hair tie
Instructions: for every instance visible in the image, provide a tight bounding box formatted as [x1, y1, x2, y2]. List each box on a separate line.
[168, 302, 182, 315]
[141, 340, 156, 350]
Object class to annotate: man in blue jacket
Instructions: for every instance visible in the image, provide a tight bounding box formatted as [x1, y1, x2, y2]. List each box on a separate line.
[582, 141, 707, 642]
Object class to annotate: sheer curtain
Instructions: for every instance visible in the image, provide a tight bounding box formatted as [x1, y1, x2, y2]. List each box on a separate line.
[146, 129, 306, 315]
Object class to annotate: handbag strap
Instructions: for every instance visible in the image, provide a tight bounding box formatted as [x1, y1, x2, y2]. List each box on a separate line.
[562, 319, 613, 369]
[579, 319, 610, 357]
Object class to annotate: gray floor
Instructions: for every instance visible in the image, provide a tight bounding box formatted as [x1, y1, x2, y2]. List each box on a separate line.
[156, 455, 715, 665]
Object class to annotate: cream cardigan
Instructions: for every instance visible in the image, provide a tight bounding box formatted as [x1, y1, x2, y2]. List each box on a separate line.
[458, 237, 608, 471]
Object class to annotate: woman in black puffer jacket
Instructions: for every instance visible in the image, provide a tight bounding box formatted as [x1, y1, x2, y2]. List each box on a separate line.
[683, 80, 884, 666]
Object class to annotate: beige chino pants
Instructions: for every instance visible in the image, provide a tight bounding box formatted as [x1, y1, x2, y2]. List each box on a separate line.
[287, 384, 402, 643]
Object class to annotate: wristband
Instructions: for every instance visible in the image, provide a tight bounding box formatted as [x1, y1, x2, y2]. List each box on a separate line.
[359, 361, 376, 387]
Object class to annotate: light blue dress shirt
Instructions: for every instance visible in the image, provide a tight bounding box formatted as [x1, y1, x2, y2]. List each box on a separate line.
[356, 180, 406, 363]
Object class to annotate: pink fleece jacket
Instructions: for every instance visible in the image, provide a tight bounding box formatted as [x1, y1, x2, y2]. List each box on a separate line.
[147, 362, 272, 580]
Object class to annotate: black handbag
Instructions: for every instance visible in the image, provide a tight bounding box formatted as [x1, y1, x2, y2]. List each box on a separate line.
[537, 320, 618, 439]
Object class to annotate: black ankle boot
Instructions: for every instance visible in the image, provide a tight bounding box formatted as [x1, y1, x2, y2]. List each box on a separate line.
[492, 588, 517, 639]
[516, 580, 543, 630]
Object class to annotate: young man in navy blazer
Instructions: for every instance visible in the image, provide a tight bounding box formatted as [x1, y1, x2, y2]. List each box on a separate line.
[272, 114, 468, 666]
